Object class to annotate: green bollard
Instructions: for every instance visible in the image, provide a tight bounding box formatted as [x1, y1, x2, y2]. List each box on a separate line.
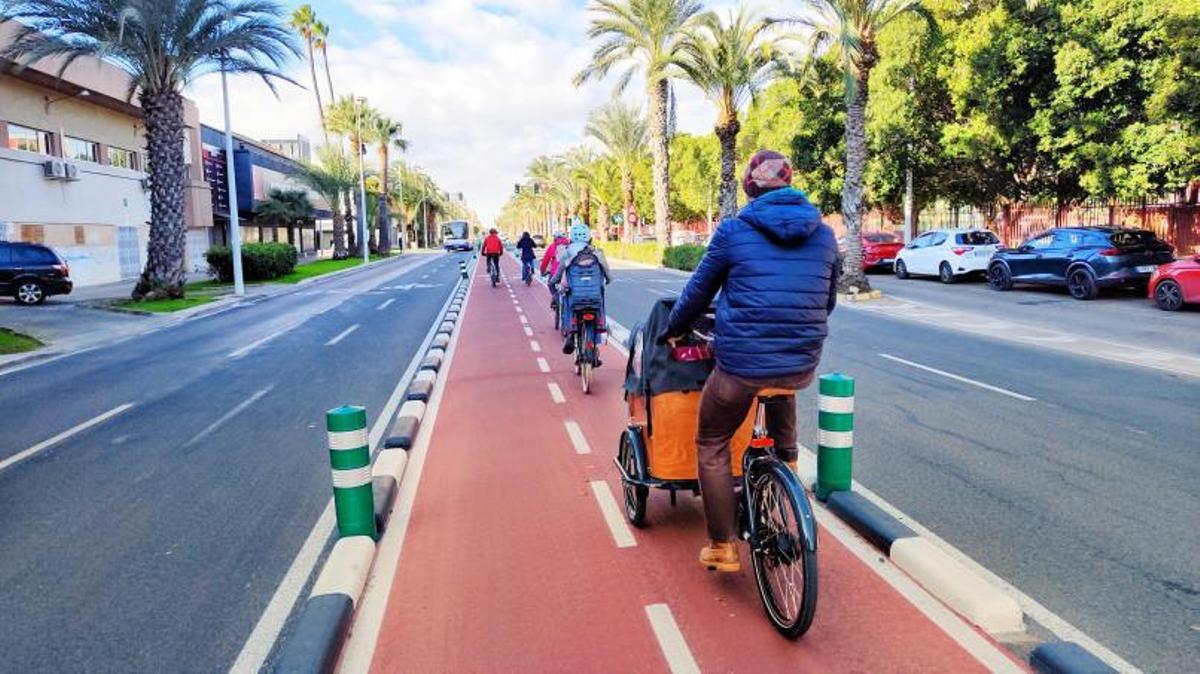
[326, 406, 378, 539]
[816, 373, 854, 501]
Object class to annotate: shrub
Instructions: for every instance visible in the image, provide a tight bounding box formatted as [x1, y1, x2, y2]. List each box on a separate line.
[595, 241, 664, 266]
[205, 242, 298, 282]
[663, 244, 706, 271]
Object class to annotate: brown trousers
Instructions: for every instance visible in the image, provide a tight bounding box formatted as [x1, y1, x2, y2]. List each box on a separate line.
[696, 367, 814, 542]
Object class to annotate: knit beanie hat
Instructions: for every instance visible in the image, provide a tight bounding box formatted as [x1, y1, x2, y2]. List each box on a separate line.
[742, 150, 793, 199]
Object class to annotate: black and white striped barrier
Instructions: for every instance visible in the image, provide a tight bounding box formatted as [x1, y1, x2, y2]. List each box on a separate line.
[271, 265, 473, 673]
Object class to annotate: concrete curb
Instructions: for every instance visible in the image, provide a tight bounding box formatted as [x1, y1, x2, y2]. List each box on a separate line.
[1030, 642, 1118, 674]
[817, 480, 1024, 634]
[825, 490, 915, 554]
[811, 477, 1122, 668]
[270, 263, 472, 673]
[271, 536, 374, 674]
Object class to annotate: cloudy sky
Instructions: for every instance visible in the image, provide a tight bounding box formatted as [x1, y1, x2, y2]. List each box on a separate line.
[185, 0, 786, 223]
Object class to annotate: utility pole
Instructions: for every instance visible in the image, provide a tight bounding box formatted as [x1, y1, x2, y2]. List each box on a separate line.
[221, 66, 245, 296]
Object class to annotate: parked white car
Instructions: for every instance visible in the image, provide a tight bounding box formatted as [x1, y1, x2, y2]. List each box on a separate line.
[894, 229, 1002, 283]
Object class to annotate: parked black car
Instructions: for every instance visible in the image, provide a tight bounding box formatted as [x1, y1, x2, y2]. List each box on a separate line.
[0, 241, 73, 305]
[987, 227, 1174, 300]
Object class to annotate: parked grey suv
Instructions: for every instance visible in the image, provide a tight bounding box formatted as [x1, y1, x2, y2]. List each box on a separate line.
[0, 242, 74, 304]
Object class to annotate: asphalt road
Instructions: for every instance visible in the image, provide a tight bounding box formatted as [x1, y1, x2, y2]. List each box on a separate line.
[0, 252, 463, 672]
[603, 264, 1200, 674]
[868, 271, 1199, 357]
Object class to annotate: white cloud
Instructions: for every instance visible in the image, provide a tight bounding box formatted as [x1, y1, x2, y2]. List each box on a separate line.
[183, 0, 797, 223]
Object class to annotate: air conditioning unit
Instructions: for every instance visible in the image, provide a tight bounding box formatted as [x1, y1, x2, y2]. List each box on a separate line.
[63, 163, 81, 181]
[42, 159, 66, 180]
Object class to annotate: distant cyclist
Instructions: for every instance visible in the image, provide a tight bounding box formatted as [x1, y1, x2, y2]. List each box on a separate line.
[660, 150, 839, 572]
[551, 220, 610, 353]
[481, 228, 504, 281]
[516, 231, 537, 284]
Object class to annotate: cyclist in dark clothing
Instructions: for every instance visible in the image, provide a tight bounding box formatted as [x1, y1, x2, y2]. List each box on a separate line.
[662, 150, 840, 572]
[516, 231, 537, 284]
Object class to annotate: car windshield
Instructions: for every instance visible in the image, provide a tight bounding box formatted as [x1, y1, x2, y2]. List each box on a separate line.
[864, 232, 899, 243]
[1109, 230, 1161, 248]
[956, 231, 999, 245]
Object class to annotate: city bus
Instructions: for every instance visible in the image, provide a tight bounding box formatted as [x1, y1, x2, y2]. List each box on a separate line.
[441, 220, 472, 252]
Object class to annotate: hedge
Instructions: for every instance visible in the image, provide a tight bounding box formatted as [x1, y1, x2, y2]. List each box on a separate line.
[595, 241, 663, 266]
[663, 244, 706, 271]
[205, 242, 298, 282]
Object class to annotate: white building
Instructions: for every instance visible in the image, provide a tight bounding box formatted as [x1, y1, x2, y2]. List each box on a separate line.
[0, 23, 212, 287]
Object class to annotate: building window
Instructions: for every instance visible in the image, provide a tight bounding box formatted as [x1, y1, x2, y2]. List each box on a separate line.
[7, 123, 53, 154]
[20, 224, 45, 243]
[107, 146, 138, 169]
[65, 136, 100, 163]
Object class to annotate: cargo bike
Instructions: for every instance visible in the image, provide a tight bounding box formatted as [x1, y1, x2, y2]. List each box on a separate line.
[615, 299, 819, 638]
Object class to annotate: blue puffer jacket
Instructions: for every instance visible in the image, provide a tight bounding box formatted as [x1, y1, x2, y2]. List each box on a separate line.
[666, 188, 839, 379]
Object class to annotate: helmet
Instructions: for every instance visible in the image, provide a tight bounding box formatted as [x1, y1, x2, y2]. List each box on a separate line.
[569, 222, 590, 245]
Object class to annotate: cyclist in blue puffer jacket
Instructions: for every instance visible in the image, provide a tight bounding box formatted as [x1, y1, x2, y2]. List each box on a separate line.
[662, 150, 840, 573]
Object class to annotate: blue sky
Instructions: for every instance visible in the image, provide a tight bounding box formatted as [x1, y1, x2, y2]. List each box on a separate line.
[184, 0, 781, 222]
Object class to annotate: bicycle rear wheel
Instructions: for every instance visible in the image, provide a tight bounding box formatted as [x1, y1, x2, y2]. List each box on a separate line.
[749, 463, 817, 639]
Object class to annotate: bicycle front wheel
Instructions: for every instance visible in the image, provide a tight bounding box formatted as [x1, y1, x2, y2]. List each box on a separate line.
[749, 463, 817, 639]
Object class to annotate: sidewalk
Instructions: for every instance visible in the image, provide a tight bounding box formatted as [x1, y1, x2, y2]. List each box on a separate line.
[350, 255, 1025, 672]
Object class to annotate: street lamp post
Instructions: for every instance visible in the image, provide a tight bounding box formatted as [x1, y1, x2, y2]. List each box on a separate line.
[354, 97, 369, 263]
[221, 67, 245, 296]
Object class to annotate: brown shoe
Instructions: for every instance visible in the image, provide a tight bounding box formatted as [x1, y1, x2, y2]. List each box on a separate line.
[699, 540, 741, 572]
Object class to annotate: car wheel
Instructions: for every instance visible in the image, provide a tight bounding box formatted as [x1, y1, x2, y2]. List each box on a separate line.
[1154, 279, 1184, 311]
[987, 263, 1012, 291]
[1067, 267, 1098, 300]
[15, 280, 46, 305]
[894, 259, 909, 280]
[939, 262, 956, 284]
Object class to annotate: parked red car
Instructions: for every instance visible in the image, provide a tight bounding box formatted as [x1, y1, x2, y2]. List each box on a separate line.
[1148, 255, 1200, 311]
[838, 232, 905, 269]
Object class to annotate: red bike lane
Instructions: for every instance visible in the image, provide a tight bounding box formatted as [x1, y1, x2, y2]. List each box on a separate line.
[365, 255, 1025, 673]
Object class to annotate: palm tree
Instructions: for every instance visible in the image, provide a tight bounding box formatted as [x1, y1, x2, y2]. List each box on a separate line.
[290, 4, 327, 142]
[576, 0, 706, 246]
[680, 8, 782, 220]
[2, 0, 299, 299]
[366, 115, 408, 255]
[295, 146, 357, 258]
[256, 188, 314, 248]
[585, 101, 648, 241]
[324, 96, 375, 251]
[312, 20, 335, 103]
[565, 146, 600, 226]
[781, 0, 935, 292]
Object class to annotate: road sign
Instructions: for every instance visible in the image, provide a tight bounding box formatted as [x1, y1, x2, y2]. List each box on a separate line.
[612, 213, 623, 225]
[627, 209, 639, 226]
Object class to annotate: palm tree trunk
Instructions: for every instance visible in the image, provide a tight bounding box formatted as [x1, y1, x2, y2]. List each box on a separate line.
[307, 39, 327, 143]
[648, 77, 671, 246]
[715, 116, 740, 221]
[840, 71, 871, 293]
[133, 90, 188, 300]
[582, 185, 592, 226]
[345, 201, 356, 254]
[597, 202, 610, 242]
[377, 146, 391, 255]
[321, 43, 336, 103]
[622, 170, 635, 243]
[332, 202, 347, 259]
